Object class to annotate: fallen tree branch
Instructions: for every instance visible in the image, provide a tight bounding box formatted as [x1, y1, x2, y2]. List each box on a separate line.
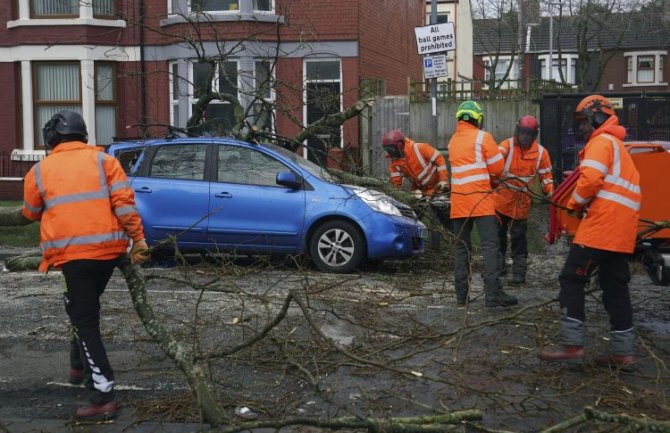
[584, 406, 670, 432]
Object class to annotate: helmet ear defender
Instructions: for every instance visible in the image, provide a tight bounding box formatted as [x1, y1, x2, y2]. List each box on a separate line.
[42, 114, 65, 149]
[589, 100, 609, 127]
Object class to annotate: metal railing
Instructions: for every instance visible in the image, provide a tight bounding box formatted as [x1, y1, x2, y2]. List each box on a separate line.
[410, 78, 577, 102]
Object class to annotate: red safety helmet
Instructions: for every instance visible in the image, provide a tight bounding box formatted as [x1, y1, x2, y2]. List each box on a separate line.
[516, 115, 539, 138]
[575, 95, 615, 128]
[382, 130, 405, 157]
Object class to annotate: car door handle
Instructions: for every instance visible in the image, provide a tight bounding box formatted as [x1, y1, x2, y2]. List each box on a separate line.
[215, 192, 232, 198]
[134, 186, 152, 193]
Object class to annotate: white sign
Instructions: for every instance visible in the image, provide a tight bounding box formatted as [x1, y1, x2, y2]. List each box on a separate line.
[423, 55, 448, 79]
[414, 22, 456, 55]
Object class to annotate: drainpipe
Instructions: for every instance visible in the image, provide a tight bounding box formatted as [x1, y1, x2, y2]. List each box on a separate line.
[139, 0, 148, 138]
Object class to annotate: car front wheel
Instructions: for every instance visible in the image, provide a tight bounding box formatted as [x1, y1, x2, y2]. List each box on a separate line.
[309, 220, 365, 273]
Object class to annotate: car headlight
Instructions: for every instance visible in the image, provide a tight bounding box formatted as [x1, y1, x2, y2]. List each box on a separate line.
[352, 187, 402, 217]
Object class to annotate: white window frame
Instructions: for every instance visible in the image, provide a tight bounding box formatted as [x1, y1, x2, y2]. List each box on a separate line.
[187, 59, 241, 131]
[483, 56, 518, 89]
[169, 61, 181, 129]
[252, 0, 275, 13]
[538, 53, 578, 85]
[252, 59, 276, 132]
[8, 0, 125, 28]
[623, 51, 667, 87]
[302, 58, 343, 159]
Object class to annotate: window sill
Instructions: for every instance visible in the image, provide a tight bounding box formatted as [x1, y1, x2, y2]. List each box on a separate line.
[11, 149, 46, 161]
[622, 82, 668, 87]
[161, 12, 283, 27]
[7, 18, 126, 28]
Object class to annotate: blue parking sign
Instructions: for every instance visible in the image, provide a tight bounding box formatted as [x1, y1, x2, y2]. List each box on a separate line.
[424, 59, 433, 68]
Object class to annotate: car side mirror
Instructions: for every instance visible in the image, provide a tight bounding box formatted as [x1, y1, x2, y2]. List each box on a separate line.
[276, 171, 303, 189]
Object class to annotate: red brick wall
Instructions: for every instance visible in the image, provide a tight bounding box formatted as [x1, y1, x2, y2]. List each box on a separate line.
[597, 51, 669, 93]
[358, 0, 424, 95]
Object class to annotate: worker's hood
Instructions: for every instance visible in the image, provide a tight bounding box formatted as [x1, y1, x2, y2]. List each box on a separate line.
[591, 114, 626, 141]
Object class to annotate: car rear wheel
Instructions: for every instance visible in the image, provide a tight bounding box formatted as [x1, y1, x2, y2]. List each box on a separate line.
[309, 220, 365, 273]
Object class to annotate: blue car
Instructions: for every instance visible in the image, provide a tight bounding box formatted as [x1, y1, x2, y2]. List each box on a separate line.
[107, 137, 425, 273]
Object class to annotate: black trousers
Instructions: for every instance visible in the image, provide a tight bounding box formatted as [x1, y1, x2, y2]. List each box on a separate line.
[496, 213, 528, 265]
[558, 244, 633, 331]
[62, 258, 120, 397]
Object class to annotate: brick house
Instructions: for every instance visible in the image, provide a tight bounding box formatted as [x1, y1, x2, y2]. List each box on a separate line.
[0, 0, 424, 199]
[472, 5, 670, 93]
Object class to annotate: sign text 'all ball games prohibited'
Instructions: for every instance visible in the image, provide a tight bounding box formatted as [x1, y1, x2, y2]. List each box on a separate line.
[414, 22, 456, 56]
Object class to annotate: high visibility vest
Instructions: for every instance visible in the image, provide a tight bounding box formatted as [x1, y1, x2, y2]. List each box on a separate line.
[494, 138, 554, 220]
[448, 121, 505, 218]
[568, 119, 641, 253]
[22, 141, 145, 271]
[388, 138, 448, 196]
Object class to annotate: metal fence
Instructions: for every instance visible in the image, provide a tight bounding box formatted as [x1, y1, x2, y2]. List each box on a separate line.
[410, 79, 576, 102]
[0, 152, 34, 179]
[537, 92, 670, 182]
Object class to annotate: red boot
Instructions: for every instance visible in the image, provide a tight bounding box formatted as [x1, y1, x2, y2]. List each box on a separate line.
[538, 345, 584, 361]
[75, 401, 120, 420]
[68, 368, 85, 385]
[594, 354, 634, 369]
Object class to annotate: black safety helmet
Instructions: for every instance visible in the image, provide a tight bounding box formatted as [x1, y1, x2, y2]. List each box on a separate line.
[42, 110, 88, 148]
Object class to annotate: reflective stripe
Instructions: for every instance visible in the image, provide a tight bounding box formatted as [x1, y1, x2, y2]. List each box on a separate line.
[596, 190, 641, 211]
[429, 150, 440, 163]
[516, 175, 533, 183]
[413, 142, 427, 167]
[109, 180, 130, 193]
[602, 134, 621, 176]
[451, 173, 490, 185]
[40, 231, 128, 251]
[419, 165, 437, 185]
[452, 161, 486, 173]
[537, 167, 552, 174]
[498, 146, 508, 156]
[542, 178, 553, 185]
[114, 205, 138, 217]
[34, 162, 45, 198]
[581, 159, 608, 175]
[536, 146, 544, 171]
[437, 165, 447, 171]
[572, 191, 589, 205]
[486, 153, 503, 165]
[604, 174, 641, 194]
[390, 172, 403, 177]
[474, 131, 484, 163]
[503, 138, 514, 175]
[23, 200, 43, 214]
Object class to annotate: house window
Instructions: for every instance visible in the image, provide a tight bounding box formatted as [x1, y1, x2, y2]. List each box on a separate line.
[252, 60, 275, 133]
[624, 51, 667, 86]
[304, 59, 342, 165]
[93, 0, 116, 18]
[538, 54, 578, 85]
[483, 58, 518, 89]
[191, 0, 239, 12]
[253, 0, 273, 11]
[637, 55, 654, 83]
[28, 0, 116, 18]
[425, 11, 449, 25]
[33, 62, 81, 147]
[30, 0, 78, 17]
[95, 63, 117, 145]
[191, 60, 240, 135]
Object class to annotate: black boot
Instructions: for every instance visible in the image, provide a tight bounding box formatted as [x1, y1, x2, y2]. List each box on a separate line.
[485, 291, 518, 307]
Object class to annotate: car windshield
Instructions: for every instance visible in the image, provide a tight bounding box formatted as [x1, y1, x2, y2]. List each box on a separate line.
[262, 143, 336, 182]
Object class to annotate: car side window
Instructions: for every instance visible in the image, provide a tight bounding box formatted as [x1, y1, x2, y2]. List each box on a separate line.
[150, 144, 207, 180]
[218, 145, 289, 186]
[116, 148, 146, 176]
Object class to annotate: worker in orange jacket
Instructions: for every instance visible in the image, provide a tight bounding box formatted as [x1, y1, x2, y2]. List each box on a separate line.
[22, 110, 150, 420]
[539, 95, 641, 368]
[383, 130, 451, 229]
[494, 115, 554, 285]
[448, 100, 518, 307]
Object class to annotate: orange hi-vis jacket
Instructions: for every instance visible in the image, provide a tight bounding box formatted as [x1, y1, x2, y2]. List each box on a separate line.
[568, 115, 641, 253]
[22, 141, 145, 272]
[494, 137, 554, 220]
[448, 121, 505, 218]
[388, 138, 448, 196]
